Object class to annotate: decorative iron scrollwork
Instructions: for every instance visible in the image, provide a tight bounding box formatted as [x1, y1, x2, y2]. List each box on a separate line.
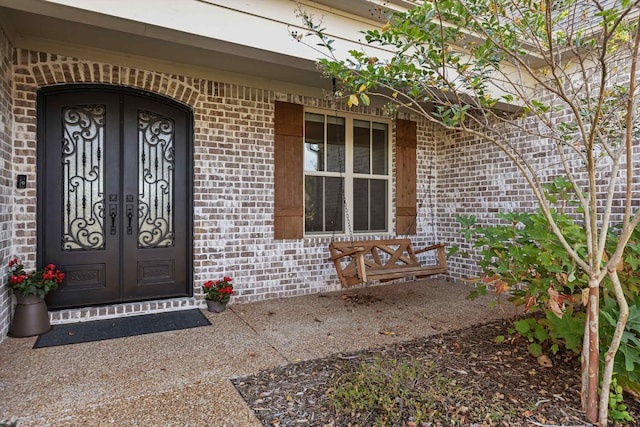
[61, 105, 106, 250]
[137, 110, 175, 248]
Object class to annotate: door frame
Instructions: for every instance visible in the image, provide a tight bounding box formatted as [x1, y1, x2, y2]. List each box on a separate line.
[36, 83, 195, 307]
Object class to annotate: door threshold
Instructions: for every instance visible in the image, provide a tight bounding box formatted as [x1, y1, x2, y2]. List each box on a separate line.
[49, 297, 204, 325]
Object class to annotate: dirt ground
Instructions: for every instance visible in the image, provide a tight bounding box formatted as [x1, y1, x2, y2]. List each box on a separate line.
[233, 314, 640, 427]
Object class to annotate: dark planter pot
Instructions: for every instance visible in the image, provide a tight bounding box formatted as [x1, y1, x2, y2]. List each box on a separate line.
[8, 294, 51, 338]
[205, 300, 227, 313]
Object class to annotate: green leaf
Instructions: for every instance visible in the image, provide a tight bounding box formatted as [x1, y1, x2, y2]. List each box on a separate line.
[515, 318, 534, 336]
[534, 324, 549, 342]
[447, 245, 460, 257]
[528, 343, 543, 357]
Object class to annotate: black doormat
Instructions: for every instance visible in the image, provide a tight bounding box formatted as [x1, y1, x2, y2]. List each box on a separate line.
[33, 309, 211, 349]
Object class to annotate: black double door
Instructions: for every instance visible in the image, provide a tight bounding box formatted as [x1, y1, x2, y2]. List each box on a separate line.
[39, 87, 192, 309]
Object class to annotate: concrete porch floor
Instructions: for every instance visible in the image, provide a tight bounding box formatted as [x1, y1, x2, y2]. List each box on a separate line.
[0, 279, 515, 426]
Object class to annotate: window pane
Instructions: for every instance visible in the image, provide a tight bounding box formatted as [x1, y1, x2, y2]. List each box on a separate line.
[353, 179, 387, 232]
[327, 116, 345, 173]
[372, 122, 388, 175]
[305, 176, 343, 233]
[305, 113, 324, 171]
[353, 178, 369, 231]
[305, 175, 324, 232]
[353, 119, 370, 174]
[370, 179, 387, 231]
[325, 177, 343, 232]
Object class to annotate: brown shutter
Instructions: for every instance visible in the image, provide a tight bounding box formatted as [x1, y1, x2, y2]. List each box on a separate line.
[274, 101, 304, 239]
[395, 119, 417, 235]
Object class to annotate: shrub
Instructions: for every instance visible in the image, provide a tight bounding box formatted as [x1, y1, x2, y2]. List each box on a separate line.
[454, 177, 640, 422]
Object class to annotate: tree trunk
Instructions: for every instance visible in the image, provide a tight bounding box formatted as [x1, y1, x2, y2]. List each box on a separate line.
[598, 270, 630, 426]
[586, 284, 600, 424]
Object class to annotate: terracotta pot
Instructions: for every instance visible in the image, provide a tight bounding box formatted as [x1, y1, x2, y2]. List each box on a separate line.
[205, 300, 227, 313]
[8, 294, 51, 337]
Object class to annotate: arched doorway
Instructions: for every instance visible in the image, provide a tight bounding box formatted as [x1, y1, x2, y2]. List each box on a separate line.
[37, 85, 193, 309]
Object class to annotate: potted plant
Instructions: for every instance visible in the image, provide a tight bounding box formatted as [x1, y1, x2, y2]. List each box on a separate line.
[6, 259, 65, 337]
[202, 276, 233, 313]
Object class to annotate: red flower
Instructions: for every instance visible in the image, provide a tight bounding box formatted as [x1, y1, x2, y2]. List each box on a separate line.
[202, 276, 234, 303]
[6, 258, 64, 298]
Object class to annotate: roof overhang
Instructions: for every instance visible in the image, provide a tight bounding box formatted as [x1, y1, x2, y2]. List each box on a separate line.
[0, 0, 536, 108]
[0, 0, 399, 96]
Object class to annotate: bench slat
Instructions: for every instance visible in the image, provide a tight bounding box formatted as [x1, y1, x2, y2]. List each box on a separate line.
[367, 266, 447, 282]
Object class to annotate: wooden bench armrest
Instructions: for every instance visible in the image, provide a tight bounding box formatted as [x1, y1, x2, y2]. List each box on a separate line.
[415, 243, 446, 255]
[328, 247, 365, 261]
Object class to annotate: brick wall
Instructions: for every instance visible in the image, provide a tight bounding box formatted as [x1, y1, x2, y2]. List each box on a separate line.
[434, 116, 570, 281]
[5, 48, 441, 328]
[433, 104, 640, 283]
[435, 126, 531, 281]
[0, 28, 13, 338]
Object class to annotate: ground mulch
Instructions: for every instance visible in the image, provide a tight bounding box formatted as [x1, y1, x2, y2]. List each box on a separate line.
[233, 314, 640, 427]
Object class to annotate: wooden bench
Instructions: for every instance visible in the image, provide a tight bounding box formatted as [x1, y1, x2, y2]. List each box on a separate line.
[328, 238, 448, 287]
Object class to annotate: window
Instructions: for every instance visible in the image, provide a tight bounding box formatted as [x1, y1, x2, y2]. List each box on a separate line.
[303, 110, 390, 235]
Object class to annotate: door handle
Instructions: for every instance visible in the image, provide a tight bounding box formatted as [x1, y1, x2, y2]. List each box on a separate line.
[126, 204, 134, 235]
[109, 204, 117, 235]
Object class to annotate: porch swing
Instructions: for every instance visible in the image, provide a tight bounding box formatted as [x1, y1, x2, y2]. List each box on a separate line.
[328, 215, 449, 287]
[325, 87, 448, 287]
